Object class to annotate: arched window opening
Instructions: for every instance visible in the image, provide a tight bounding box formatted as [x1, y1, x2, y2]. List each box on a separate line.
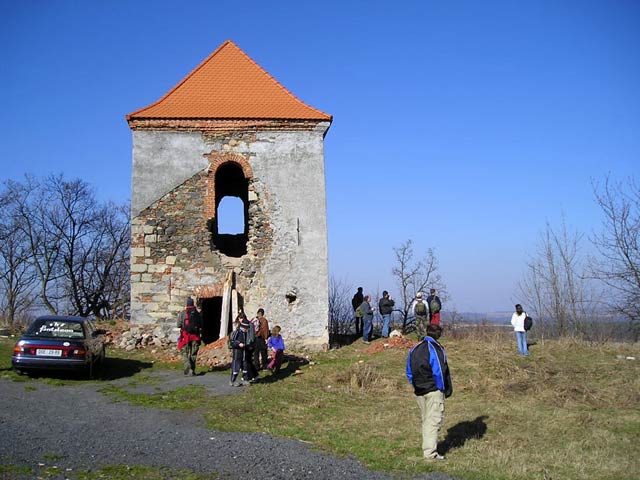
[210, 162, 248, 257]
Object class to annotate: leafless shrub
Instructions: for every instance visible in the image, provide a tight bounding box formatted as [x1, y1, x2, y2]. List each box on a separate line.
[329, 275, 354, 335]
[518, 218, 598, 336]
[590, 176, 640, 340]
[392, 240, 447, 333]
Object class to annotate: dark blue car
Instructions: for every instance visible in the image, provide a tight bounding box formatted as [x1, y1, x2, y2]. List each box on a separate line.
[12, 316, 106, 378]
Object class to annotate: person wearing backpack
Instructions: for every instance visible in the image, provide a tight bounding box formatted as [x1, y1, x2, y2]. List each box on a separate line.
[229, 317, 251, 386]
[426, 289, 442, 326]
[177, 297, 202, 376]
[406, 324, 453, 461]
[239, 310, 259, 382]
[411, 292, 429, 338]
[510, 304, 529, 356]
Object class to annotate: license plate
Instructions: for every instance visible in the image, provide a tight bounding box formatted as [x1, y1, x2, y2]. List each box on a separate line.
[36, 349, 62, 357]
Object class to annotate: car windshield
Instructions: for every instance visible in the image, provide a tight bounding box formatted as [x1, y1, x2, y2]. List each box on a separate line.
[27, 319, 85, 339]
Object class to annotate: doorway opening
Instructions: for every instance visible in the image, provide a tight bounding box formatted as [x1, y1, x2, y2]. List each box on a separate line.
[200, 297, 227, 344]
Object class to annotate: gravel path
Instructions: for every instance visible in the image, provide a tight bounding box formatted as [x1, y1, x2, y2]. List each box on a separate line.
[0, 372, 456, 480]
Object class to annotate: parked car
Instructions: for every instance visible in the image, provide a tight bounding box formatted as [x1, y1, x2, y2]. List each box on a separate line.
[12, 315, 106, 378]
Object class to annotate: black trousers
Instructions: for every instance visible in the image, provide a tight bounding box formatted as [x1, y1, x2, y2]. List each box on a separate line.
[245, 347, 259, 379]
[355, 316, 363, 335]
[253, 337, 268, 370]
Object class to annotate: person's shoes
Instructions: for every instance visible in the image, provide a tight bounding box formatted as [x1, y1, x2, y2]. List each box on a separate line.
[229, 381, 237, 387]
[425, 454, 445, 461]
[362, 340, 370, 344]
[191, 370, 197, 376]
[183, 367, 190, 375]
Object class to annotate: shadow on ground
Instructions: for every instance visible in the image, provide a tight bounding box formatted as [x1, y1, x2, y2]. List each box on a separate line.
[17, 357, 153, 382]
[439, 415, 488, 455]
[254, 355, 309, 384]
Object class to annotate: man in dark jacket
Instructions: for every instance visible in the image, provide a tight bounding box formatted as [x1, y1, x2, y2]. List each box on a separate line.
[177, 297, 202, 376]
[426, 288, 442, 326]
[378, 290, 395, 338]
[406, 324, 452, 461]
[352, 287, 364, 336]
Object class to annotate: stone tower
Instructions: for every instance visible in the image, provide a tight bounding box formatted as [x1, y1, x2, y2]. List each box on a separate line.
[126, 40, 332, 350]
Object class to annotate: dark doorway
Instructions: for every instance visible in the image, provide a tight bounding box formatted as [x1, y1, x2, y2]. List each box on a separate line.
[200, 297, 231, 344]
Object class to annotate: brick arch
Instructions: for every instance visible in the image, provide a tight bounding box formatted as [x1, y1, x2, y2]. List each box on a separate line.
[195, 283, 225, 298]
[204, 152, 253, 219]
[206, 152, 253, 179]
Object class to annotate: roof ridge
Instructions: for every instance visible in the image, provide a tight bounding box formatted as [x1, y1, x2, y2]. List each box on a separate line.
[125, 40, 233, 120]
[232, 42, 332, 120]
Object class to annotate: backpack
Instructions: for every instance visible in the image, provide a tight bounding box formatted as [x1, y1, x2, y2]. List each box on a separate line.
[415, 300, 427, 316]
[184, 307, 200, 335]
[246, 322, 256, 348]
[524, 315, 533, 331]
[355, 306, 363, 318]
[430, 298, 441, 314]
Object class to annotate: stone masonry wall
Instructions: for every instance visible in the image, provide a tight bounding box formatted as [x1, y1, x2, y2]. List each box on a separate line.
[130, 123, 330, 350]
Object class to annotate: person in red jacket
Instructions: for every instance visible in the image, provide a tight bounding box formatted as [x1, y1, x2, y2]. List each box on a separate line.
[177, 297, 202, 376]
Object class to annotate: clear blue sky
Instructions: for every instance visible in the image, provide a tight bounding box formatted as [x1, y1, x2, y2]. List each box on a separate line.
[2, 1, 639, 313]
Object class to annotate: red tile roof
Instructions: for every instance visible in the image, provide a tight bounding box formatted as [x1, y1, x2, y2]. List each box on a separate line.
[126, 40, 331, 121]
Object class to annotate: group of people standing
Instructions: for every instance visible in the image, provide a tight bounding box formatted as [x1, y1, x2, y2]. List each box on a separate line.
[351, 287, 443, 343]
[176, 297, 285, 384]
[228, 308, 285, 387]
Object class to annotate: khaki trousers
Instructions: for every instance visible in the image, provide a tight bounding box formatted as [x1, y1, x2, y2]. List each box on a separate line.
[416, 390, 445, 458]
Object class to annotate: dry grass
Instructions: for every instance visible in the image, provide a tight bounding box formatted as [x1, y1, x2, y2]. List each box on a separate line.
[202, 333, 639, 479]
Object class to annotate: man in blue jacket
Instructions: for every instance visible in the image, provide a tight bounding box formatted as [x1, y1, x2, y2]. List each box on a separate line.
[406, 324, 453, 461]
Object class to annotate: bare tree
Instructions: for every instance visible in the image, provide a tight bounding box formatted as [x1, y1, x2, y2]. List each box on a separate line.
[0, 175, 130, 320]
[0, 198, 37, 325]
[4, 176, 64, 313]
[46, 176, 130, 318]
[518, 219, 596, 335]
[590, 177, 640, 340]
[392, 240, 447, 333]
[329, 275, 354, 335]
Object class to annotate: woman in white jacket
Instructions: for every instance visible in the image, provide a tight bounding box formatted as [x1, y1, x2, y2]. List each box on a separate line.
[511, 304, 529, 355]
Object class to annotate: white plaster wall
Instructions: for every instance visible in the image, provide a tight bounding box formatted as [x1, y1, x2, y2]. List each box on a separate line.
[131, 131, 209, 216]
[246, 127, 329, 348]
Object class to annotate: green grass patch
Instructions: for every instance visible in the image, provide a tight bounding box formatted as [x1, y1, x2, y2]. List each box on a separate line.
[73, 465, 215, 479]
[100, 384, 208, 410]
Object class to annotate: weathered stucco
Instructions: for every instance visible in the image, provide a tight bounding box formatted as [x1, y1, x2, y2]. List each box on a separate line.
[130, 122, 330, 350]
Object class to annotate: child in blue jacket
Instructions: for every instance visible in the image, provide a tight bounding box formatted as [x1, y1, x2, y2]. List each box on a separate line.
[267, 325, 285, 372]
